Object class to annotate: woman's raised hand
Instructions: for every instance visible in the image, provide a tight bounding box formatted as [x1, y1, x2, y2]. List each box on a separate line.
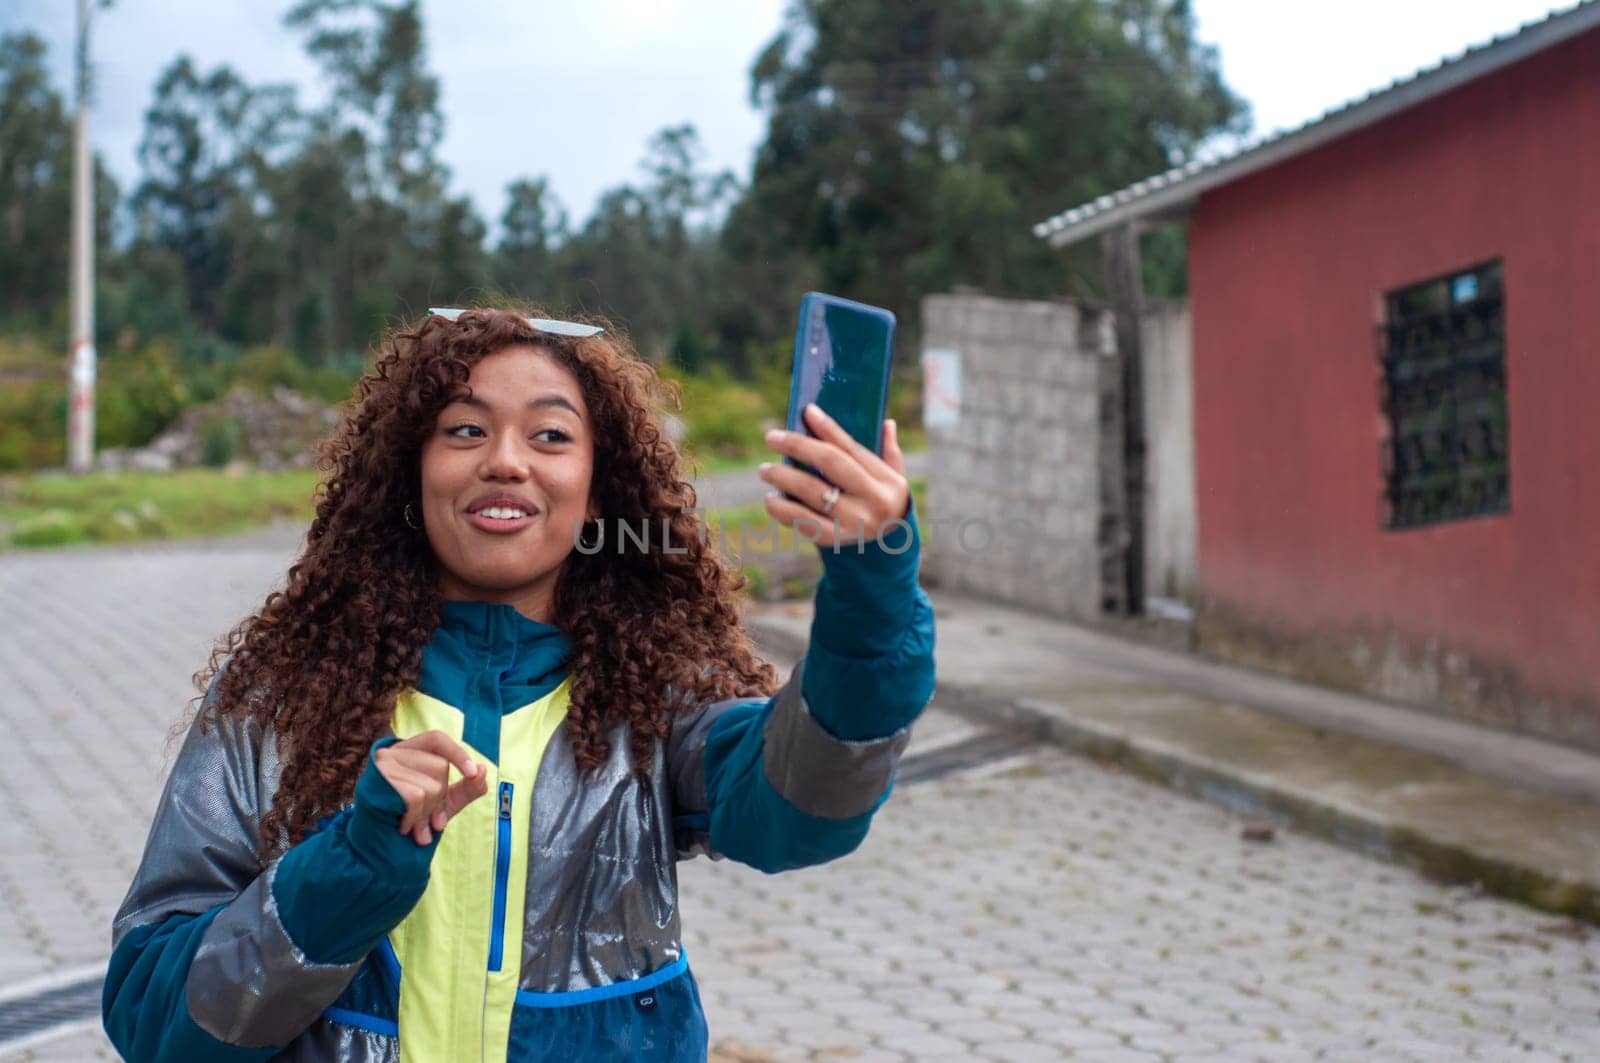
[373, 730, 489, 845]
[759, 404, 910, 549]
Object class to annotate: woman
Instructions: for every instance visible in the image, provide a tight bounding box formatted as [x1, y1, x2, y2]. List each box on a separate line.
[102, 306, 936, 1061]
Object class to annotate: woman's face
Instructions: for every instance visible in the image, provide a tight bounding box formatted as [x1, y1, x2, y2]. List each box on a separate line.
[419, 344, 594, 622]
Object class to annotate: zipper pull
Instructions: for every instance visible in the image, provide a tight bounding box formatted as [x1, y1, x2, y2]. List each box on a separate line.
[499, 781, 513, 819]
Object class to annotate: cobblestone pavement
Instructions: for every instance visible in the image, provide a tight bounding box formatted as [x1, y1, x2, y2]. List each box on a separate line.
[2, 533, 1597, 1061]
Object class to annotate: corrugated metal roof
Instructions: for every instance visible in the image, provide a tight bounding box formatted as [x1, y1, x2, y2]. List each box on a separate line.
[1033, 1, 1600, 248]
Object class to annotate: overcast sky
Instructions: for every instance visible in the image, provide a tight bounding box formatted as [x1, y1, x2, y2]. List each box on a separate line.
[3, 0, 1579, 235]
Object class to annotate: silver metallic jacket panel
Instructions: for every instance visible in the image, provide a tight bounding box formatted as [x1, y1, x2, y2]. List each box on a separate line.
[187, 862, 363, 1047]
[759, 659, 910, 819]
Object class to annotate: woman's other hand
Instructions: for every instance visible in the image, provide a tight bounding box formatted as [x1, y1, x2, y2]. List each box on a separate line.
[373, 731, 488, 845]
[759, 404, 910, 548]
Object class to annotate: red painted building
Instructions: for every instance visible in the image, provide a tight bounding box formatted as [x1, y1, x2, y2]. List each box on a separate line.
[1035, 5, 1600, 749]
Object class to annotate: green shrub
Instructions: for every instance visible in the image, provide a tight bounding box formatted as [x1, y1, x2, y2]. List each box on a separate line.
[658, 362, 773, 460]
[199, 416, 244, 467]
[10, 509, 78, 547]
[888, 370, 926, 452]
[0, 376, 66, 472]
[0, 334, 56, 370]
[739, 564, 768, 600]
[98, 342, 191, 449]
[746, 339, 795, 414]
[224, 345, 362, 405]
[232, 346, 306, 393]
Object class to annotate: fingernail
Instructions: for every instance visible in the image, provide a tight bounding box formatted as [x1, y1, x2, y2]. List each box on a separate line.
[757, 462, 772, 473]
[765, 429, 783, 442]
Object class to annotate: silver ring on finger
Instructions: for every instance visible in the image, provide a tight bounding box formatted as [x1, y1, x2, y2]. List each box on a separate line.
[820, 484, 841, 516]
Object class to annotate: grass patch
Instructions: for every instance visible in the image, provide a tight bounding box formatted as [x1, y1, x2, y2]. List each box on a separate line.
[679, 451, 760, 478]
[0, 468, 319, 549]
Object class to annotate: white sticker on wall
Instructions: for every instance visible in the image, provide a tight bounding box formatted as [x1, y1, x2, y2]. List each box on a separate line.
[921, 348, 961, 429]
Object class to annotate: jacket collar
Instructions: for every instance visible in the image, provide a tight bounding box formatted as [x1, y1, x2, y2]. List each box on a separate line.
[419, 600, 572, 711]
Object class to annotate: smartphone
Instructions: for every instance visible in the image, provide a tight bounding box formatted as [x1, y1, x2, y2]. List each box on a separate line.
[782, 292, 896, 502]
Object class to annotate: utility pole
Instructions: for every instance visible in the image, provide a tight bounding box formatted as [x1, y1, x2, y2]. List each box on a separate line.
[67, 0, 96, 473]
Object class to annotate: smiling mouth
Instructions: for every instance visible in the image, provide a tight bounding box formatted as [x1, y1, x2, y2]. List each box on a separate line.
[465, 505, 539, 533]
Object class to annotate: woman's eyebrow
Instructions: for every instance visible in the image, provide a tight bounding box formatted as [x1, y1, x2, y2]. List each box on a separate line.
[452, 393, 583, 419]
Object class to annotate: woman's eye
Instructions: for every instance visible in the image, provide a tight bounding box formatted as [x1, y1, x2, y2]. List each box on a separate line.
[443, 424, 569, 442]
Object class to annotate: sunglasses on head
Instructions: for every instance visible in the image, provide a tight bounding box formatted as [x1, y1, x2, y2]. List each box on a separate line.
[426, 307, 604, 338]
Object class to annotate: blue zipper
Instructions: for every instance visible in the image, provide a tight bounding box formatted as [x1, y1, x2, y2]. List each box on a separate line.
[488, 780, 514, 972]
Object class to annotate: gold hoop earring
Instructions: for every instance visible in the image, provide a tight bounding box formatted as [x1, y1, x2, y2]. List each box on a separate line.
[403, 503, 421, 530]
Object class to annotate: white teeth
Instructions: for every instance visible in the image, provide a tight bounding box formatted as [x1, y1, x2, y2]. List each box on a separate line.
[478, 507, 529, 520]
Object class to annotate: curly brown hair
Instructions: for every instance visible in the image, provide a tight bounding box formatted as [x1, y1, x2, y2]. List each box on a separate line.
[196, 307, 780, 853]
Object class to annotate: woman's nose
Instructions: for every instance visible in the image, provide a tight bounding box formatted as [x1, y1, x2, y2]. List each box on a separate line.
[479, 432, 530, 481]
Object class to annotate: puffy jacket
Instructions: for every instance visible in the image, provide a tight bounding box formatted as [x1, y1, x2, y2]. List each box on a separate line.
[102, 500, 936, 1061]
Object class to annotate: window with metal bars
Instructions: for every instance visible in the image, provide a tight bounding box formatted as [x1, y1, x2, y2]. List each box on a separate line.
[1377, 260, 1509, 530]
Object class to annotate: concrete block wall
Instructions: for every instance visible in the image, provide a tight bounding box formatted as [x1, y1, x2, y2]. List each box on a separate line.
[920, 293, 1117, 621]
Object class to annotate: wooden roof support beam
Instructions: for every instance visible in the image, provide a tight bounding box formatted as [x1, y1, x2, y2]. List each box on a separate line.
[1102, 221, 1147, 616]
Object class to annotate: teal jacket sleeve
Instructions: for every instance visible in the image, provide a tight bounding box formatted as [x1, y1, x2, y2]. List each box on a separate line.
[675, 495, 936, 872]
[103, 708, 437, 1062]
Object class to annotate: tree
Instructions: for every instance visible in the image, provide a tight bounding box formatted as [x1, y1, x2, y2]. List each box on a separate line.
[555, 124, 736, 361]
[0, 31, 124, 337]
[285, 0, 444, 199]
[494, 177, 568, 303]
[285, 0, 488, 338]
[0, 33, 76, 325]
[132, 57, 298, 330]
[639, 123, 738, 237]
[734, 0, 1248, 358]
